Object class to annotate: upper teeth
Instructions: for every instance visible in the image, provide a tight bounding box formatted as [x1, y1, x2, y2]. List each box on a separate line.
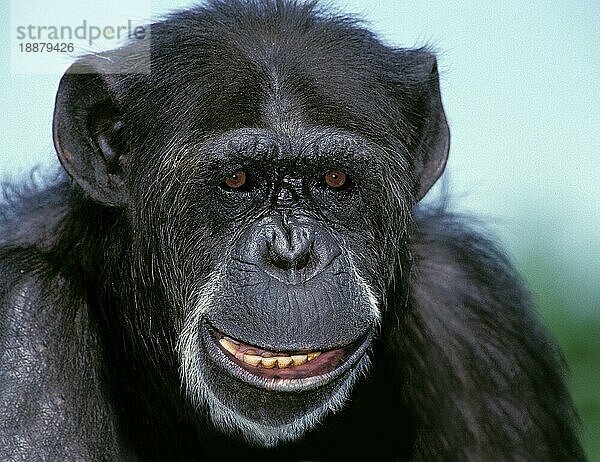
[218, 337, 322, 369]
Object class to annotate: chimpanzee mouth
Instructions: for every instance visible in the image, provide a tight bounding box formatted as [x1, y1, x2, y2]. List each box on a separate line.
[203, 325, 372, 392]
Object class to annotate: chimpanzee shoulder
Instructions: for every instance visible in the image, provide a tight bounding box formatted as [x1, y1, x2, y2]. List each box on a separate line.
[400, 206, 584, 460]
[0, 180, 124, 461]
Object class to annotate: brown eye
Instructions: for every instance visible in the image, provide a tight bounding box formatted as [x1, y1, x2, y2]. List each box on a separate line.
[225, 170, 247, 189]
[324, 170, 347, 189]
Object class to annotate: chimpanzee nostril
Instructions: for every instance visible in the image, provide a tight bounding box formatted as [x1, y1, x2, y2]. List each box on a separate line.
[269, 252, 293, 271]
[295, 250, 311, 271]
[268, 245, 312, 272]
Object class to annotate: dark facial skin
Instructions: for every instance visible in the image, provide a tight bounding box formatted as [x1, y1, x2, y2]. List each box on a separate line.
[202, 131, 378, 350]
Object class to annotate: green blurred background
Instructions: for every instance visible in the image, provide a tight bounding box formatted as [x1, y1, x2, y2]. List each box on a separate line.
[1, 0, 598, 458]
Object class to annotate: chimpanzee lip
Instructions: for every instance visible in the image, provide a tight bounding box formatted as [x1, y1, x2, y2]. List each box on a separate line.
[202, 324, 372, 392]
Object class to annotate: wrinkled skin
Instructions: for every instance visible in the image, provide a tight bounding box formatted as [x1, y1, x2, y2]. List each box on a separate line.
[0, 1, 584, 461]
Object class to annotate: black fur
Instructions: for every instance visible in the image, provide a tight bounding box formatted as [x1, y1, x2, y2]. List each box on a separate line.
[0, 1, 584, 460]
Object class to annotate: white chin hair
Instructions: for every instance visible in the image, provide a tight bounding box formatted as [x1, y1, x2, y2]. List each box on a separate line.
[177, 266, 373, 448]
[196, 352, 371, 447]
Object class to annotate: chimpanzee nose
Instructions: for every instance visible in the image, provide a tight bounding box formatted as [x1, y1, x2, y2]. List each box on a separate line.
[267, 228, 313, 272]
[259, 218, 324, 283]
[238, 216, 341, 284]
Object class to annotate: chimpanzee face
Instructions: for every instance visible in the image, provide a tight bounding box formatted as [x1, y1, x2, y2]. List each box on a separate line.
[126, 124, 412, 446]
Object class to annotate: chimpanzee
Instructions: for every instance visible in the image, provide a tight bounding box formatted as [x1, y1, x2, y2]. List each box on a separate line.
[0, 1, 585, 461]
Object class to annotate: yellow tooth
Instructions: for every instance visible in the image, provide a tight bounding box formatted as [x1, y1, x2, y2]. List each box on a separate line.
[291, 354, 308, 366]
[276, 357, 293, 368]
[243, 354, 262, 367]
[261, 357, 277, 368]
[219, 338, 239, 356]
[307, 352, 321, 361]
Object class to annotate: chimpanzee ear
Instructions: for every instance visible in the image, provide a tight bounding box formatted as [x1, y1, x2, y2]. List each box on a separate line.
[409, 51, 450, 201]
[53, 58, 128, 206]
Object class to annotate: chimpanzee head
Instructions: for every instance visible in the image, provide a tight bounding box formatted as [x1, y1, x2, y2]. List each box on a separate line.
[52, 1, 448, 447]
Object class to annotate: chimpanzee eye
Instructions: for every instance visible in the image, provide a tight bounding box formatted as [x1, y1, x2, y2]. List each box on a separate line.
[324, 170, 347, 189]
[224, 170, 247, 189]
